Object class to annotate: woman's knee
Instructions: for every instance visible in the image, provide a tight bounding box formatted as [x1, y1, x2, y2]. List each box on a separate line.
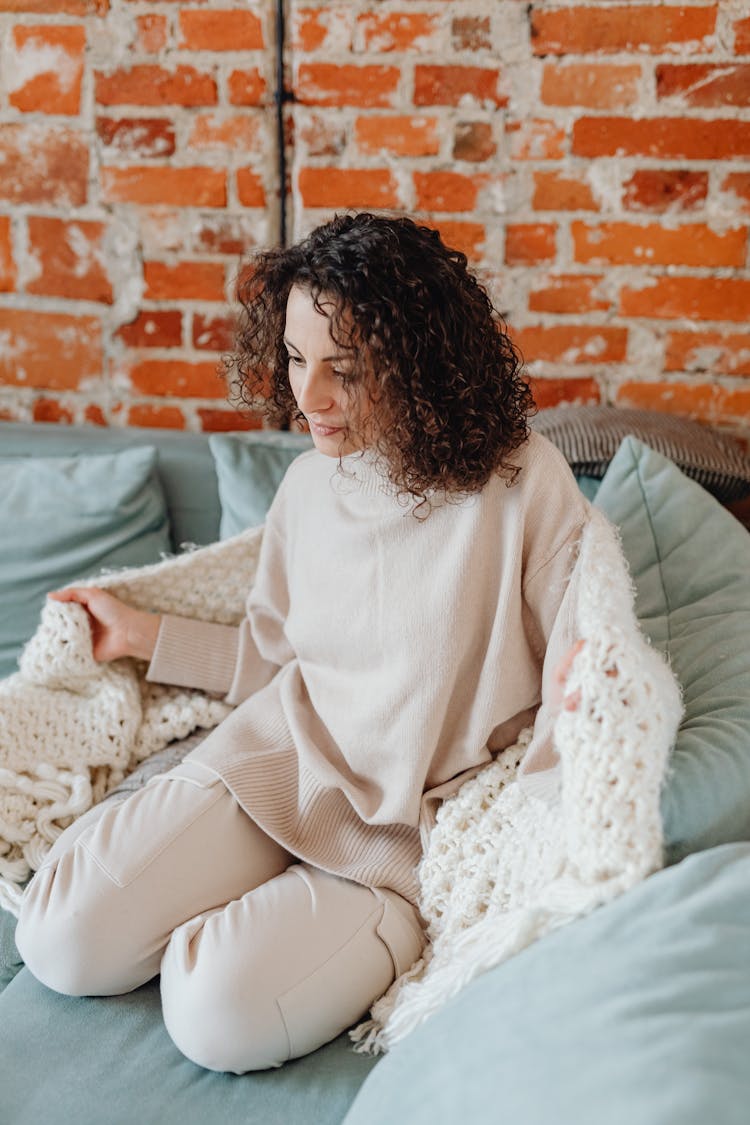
[160, 914, 291, 1073]
[16, 861, 120, 996]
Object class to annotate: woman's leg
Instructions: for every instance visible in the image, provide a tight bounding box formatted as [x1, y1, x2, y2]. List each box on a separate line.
[16, 760, 292, 996]
[160, 863, 426, 1073]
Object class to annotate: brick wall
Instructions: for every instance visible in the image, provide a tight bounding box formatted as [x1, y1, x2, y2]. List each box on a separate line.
[1, 0, 748, 439]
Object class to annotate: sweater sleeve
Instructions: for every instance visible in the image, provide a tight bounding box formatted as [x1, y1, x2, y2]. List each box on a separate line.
[146, 486, 294, 703]
[514, 440, 592, 777]
[518, 515, 588, 776]
[146, 615, 280, 702]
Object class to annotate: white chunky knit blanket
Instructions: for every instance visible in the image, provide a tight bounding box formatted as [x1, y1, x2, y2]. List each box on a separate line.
[351, 507, 683, 1052]
[0, 528, 263, 914]
[1, 509, 682, 1054]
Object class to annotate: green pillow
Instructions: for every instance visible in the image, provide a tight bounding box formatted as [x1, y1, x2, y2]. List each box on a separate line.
[344, 842, 750, 1125]
[592, 437, 750, 861]
[209, 431, 313, 538]
[0, 447, 171, 679]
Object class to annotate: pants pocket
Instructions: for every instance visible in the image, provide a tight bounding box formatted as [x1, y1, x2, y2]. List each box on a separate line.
[80, 760, 227, 887]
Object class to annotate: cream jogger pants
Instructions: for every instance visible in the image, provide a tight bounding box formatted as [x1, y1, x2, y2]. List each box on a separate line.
[15, 760, 425, 1073]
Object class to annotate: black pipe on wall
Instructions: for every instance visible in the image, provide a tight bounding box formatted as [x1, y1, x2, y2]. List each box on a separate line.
[274, 0, 289, 247]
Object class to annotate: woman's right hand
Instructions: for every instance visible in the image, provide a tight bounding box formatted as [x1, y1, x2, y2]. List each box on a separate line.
[47, 587, 162, 663]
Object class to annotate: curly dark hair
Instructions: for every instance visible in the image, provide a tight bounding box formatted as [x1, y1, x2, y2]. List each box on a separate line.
[225, 212, 534, 503]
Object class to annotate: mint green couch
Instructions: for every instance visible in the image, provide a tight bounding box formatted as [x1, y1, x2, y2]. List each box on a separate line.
[1, 414, 749, 1125]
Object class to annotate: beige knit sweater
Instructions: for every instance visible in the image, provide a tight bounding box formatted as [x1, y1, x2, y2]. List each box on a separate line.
[148, 434, 590, 907]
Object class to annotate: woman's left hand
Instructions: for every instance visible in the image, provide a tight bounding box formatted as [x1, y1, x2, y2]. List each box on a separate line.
[553, 638, 585, 712]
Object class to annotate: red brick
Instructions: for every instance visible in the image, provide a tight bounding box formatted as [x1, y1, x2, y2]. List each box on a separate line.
[296, 63, 399, 107]
[665, 330, 750, 377]
[505, 224, 557, 265]
[9, 25, 85, 114]
[430, 221, 485, 262]
[237, 168, 266, 207]
[116, 310, 183, 349]
[227, 69, 267, 106]
[735, 16, 750, 54]
[193, 313, 235, 351]
[413, 171, 481, 212]
[144, 261, 226, 302]
[572, 221, 747, 268]
[0, 217, 15, 292]
[101, 167, 226, 207]
[357, 12, 440, 52]
[298, 113, 346, 157]
[452, 16, 491, 52]
[298, 167, 399, 208]
[292, 8, 333, 52]
[0, 0, 106, 11]
[0, 124, 88, 206]
[721, 173, 750, 211]
[453, 121, 496, 162]
[622, 170, 708, 212]
[179, 9, 263, 51]
[531, 5, 717, 55]
[27, 216, 114, 303]
[507, 119, 566, 160]
[96, 116, 176, 158]
[95, 65, 217, 107]
[127, 403, 186, 429]
[511, 325, 628, 364]
[0, 308, 102, 389]
[188, 114, 261, 151]
[192, 216, 262, 256]
[197, 407, 263, 432]
[616, 381, 750, 426]
[529, 275, 611, 314]
[355, 115, 440, 156]
[532, 171, 598, 211]
[135, 13, 167, 54]
[528, 377, 601, 409]
[619, 277, 750, 322]
[84, 403, 107, 426]
[414, 65, 506, 108]
[128, 359, 225, 398]
[656, 63, 750, 107]
[541, 63, 640, 109]
[573, 116, 750, 159]
[32, 397, 74, 424]
[139, 212, 186, 255]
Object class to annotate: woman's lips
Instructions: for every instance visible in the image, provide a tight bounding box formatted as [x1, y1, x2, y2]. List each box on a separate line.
[309, 421, 344, 437]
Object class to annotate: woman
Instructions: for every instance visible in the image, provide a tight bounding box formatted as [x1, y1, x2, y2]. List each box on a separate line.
[16, 213, 589, 1072]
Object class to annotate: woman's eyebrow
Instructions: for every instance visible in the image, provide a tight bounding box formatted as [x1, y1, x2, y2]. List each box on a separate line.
[283, 337, 350, 364]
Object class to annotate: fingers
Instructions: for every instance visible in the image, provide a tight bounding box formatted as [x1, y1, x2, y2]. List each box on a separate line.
[47, 586, 101, 604]
[553, 637, 585, 691]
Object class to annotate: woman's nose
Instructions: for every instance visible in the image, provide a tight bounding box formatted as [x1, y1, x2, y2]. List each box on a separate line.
[296, 365, 335, 414]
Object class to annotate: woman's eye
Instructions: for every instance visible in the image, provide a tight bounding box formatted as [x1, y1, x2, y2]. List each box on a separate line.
[287, 354, 304, 366]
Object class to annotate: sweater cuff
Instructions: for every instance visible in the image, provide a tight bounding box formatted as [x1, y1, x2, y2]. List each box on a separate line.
[146, 614, 239, 696]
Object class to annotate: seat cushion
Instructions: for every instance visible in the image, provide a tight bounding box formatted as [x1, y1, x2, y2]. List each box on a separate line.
[0, 969, 378, 1125]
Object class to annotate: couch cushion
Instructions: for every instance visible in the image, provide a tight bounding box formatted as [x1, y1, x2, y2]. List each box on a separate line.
[0, 447, 171, 680]
[592, 438, 750, 861]
[345, 843, 750, 1125]
[0, 421, 220, 549]
[209, 431, 314, 537]
[0, 969, 378, 1125]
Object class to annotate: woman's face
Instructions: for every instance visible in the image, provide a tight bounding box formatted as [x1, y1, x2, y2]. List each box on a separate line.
[284, 284, 374, 458]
